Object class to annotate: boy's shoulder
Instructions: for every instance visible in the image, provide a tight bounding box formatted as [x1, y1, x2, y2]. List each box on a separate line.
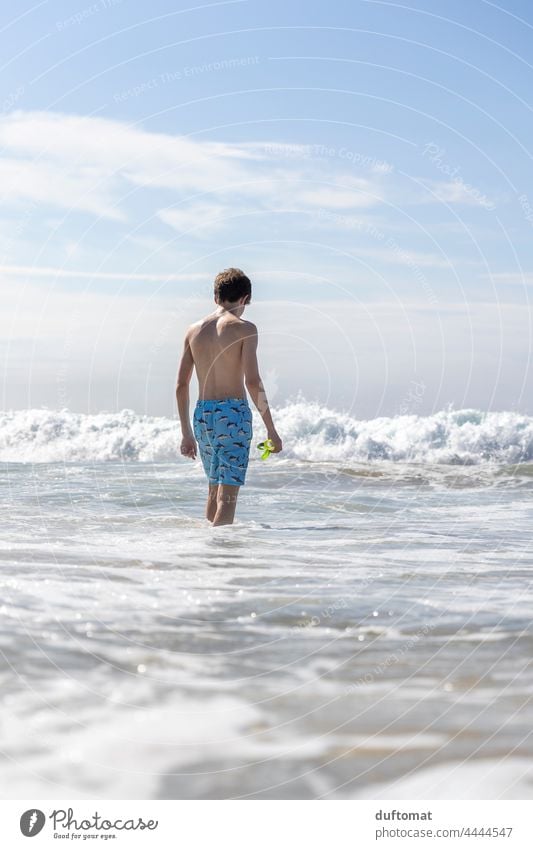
[185, 314, 214, 335]
[238, 318, 258, 337]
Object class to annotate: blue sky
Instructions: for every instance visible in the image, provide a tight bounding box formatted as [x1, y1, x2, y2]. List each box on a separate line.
[1, 0, 533, 417]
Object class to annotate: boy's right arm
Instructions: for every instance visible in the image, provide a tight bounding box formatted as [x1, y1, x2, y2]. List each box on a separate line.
[242, 324, 282, 453]
[176, 329, 197, 459]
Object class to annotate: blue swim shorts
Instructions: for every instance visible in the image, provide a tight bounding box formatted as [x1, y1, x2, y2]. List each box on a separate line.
[193, 397, 253, 486]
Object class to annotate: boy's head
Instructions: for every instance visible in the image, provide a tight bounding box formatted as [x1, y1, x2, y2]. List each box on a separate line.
[214, 268, 251, 308]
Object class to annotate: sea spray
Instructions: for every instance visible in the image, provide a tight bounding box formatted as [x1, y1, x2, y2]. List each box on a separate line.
[0, 402, 532, 464]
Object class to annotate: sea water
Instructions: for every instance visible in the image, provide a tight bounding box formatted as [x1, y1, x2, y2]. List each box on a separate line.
[1, 402, 532, 799]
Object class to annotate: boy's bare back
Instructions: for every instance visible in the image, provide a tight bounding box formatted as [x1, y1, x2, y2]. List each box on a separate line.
[187, 311, 256, 400]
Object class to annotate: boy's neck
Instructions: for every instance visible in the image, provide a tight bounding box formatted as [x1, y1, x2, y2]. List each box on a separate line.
[216, 301, 245, 318]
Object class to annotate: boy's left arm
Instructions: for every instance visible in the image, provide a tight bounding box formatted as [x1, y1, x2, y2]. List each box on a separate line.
[176, 331, 197, 459]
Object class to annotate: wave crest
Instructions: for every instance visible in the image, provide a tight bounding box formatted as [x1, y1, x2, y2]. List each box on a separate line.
[1, 403, 532, 464]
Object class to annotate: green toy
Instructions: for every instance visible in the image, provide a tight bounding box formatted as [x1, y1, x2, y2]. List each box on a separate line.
[257, 439, 275, 460]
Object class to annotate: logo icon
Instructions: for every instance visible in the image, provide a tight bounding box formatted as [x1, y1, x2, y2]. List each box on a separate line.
[20, 809, 45, 837]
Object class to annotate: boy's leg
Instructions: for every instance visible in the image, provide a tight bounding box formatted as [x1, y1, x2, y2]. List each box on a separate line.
[205, 483, 219, 522]
[212, 484, 240, 526]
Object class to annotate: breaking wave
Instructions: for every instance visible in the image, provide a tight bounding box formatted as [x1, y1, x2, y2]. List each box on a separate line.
[1, 403, 532, 465]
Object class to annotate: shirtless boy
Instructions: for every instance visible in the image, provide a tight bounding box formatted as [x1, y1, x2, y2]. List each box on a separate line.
[176, 268, 282, 526]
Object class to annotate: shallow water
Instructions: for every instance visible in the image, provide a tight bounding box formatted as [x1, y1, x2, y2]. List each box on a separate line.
[1, 454, 532, 799]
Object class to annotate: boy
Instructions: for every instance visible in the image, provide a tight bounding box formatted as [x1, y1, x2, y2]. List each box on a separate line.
[176, 268, 282, 526]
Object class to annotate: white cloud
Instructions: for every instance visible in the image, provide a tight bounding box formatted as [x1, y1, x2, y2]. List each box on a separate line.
[483, 273, 533, 286]
[0, 109, 494, 297]
[0, 264, 206, 281]
[157, 203, 234, 237]
[297, 186, 380, 209]
[417, 178, 496, 210]
[0, 109, 389, 229]
[0, 157, 124, 220]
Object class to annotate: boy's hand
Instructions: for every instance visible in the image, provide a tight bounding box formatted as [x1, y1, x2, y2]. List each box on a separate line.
[180, 435, 197, 459]
[267, 430, 283, 453]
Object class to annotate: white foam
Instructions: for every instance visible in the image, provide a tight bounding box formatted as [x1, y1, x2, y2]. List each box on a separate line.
[0, 688, 259, 799]
[1, 403, 532, 465]
[354, 757, 533, 799]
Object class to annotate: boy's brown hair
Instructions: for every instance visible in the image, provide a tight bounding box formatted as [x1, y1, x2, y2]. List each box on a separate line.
[214, 267, 251, 304]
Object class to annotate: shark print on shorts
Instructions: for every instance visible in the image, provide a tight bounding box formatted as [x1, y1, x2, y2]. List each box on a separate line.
[193, 397, 253, 486]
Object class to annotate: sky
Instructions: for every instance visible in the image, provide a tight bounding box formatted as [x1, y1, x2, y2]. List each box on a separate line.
[1, 0, 533, 418]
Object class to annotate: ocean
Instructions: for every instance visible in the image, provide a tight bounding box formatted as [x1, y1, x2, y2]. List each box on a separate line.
[1, 402, 533, 799]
